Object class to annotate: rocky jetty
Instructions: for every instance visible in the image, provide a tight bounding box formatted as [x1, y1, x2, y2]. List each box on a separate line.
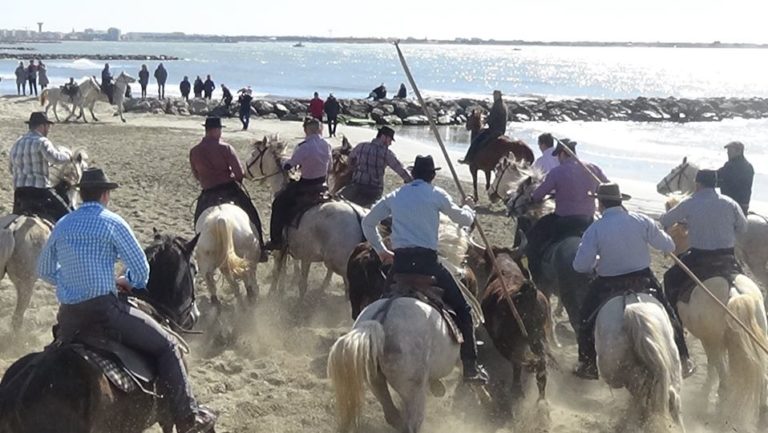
[123, 96, 768, 124]
[0, 53, 179, 61]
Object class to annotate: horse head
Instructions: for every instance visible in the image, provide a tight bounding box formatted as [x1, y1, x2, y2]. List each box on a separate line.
[143, 231, 201, 331]
[115, 72, 136, 84]
[465, 109, 483, 134]
[245, 135, 286, 182]
[49, 148, 89, 208]
[656, 157, 699, 195]
[505, 167, 544, 217]
[488, 158, 528, 203]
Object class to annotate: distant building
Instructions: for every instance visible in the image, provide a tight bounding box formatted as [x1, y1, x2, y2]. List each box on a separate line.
[107, 27, 121, 41]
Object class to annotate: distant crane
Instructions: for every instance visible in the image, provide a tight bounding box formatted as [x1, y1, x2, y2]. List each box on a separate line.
[37, 22, 43, 33]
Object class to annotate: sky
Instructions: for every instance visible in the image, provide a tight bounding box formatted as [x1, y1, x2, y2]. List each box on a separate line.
[2, 0, 768, 43]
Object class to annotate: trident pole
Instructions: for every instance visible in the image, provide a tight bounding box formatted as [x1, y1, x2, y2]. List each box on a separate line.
[394, 42, 529, 338]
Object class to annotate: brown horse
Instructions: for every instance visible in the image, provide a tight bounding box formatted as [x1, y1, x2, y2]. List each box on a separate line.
[465, 110, 535, 201]
[480, 246, 551, 414]
[0, 233, 201, 433]
[330, 136, 354, 195]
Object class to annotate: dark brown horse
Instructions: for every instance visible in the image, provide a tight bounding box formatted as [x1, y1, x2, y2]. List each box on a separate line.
[330, 136, 353, 195]
[465, 109, 535, 201]
[0, 233, 201, 433]
[479, 246, 551, 414]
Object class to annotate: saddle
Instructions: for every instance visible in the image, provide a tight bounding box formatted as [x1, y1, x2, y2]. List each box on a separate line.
[587, 276, 655, 323]
[678, 255, 741, 303]
[375, 273, 463, 344]
[289, 183, 331, 228]
[61, 84, 79, 99]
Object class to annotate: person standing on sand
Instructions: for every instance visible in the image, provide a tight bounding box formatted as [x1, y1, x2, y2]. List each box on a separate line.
[718, 141, 754, 214]
[27, 60, 38, 97]
[180, 76, 191, 102]
[154, 63, 168, 99]
[138, 64, 150, 99]
[15, 62, 27, 96]
[323, 93, 340, 137]
[238, 88, 253, 130]
[531, 132, 559, 174]
[37, 62, 49, 90]
[221, 85, 233, 115]
[203, 75, 215, 100]
[396, 83, 407, 99]
[101, 63, 114, 104]
[193, 76, 204, 99]
[309, 92, 324, 121]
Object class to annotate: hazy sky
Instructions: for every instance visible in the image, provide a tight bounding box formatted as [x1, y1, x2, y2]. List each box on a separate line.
[2, 0, 767, 42]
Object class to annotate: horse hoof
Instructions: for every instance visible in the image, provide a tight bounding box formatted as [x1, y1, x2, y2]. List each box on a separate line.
[429, 379, 446, 397]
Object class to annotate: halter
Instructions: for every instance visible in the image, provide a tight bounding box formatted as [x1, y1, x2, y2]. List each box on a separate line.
[507, 177, 533, 215]
[662, 162, 693, 193]
[246, 144, 286, 182]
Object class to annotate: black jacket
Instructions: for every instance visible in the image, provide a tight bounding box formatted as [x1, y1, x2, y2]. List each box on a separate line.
[138, 69, 149, 85]
[324, 97, 340, 117]
[718, 155, 754, 208]
[154, 65, 168, 84]
[487, 99, 508, 135]
[180, 79, 191, 95]
[193, 79, 204, 94]
[203, 79, 215, 94]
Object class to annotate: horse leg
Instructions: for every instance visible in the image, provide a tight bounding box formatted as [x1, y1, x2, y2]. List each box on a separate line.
[484, 169, 491, 197]
[244, 267, 259, 305]
[299, 260, 311, 299]
[399, 384, 427, 433]
[10, 278, 35, 332]
[223, 271, 243, 309]
[511, 364, 524, 403]
[119, 107, 126, 123]
[205, 271, 221, 307]
[320, 267, 333, 292]
[90, 104, 99, 122]
[370, 370, 403, 430]
[470, 167, 479, 201]
[269, 250, 286, 297]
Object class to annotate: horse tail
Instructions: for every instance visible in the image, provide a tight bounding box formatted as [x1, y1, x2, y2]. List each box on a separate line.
[40, 89, 48, 106]
[624, 303, 677, 417]
[327, 320, 385, 433]
[0, 228, 16, 281]
[721, 293, 768, 429]
[212, 216, 248, 278]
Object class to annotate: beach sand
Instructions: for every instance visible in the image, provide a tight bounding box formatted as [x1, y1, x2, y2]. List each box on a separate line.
[0, 97, 735, 433]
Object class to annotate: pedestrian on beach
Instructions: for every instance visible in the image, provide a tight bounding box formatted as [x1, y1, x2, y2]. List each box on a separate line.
[369, 83, 387, 101]
[323, 93, 340, 137]
[138, 64, 150, 99]
[396, 83, 407, 99]
[718, 141, 754, 214]
[309, 92, 324, 121]
[193, 76, 204, 99]
[221, 85, 233, 116]
[37, 61, 49, 90]
[203, 75, 215, 100]
[180, 76, 191, 102]
[15, 61, 27, 96]
[238, 88, 253, 130]
[101, 63, 114, 104]
[27, 60, 38, 96]
[154, 63, 168, 99]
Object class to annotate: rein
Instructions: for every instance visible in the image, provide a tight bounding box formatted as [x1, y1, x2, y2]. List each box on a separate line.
[662, 162, 692, 193]
[246, 145, 286, 182]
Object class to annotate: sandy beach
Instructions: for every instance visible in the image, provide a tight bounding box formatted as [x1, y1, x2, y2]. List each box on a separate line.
[0, 96, 747, 433]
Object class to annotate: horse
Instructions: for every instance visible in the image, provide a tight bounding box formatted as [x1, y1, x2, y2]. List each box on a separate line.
[77, 72, 136, 123]
[0, 149, 88, 331]
[465, 110, 535, 201]
[40, 77, 90, 122]
[195, 203, 261, 307]
[245, 135, 367, 298]
[505, 168, 591, 333]
[657, 158, 768, 289]
[330, 136, 354, 195]
[480, 246, 551, 416]
[664, 194, 690, 256]
[0, 233, 200, 433]
[595, 292, 685, 432]
[486, 157, 529, 204]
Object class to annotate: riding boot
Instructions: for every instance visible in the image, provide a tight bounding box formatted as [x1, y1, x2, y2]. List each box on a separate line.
[458, 318, 488, 383]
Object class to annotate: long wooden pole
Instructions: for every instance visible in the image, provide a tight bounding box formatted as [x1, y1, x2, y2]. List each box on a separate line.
[394, 42, 529, 338]
[668, 253, 768, 356]
[555, 137, 602, 184]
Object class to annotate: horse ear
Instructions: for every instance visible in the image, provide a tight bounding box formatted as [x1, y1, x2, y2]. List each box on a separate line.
[153, 227, 161, 240]
[184, 233, 200, 257]
[682, 156, 687, 164]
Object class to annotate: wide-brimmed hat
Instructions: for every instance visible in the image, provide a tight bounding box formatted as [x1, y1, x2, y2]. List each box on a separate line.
[724, 141, 745, 152]
[408, 155, 441, 174]
[25, 112, 54, 127]
[76, 168, 119, 190]
[589, 182, 631, 201]
[695, 169, 717, 188]
[378, 126, 396, 141]
[553, 138, 577, 156]
[202, 117, 225, 129]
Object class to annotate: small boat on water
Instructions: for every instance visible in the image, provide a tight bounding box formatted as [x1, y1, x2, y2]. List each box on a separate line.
[293, 42, 305, 48]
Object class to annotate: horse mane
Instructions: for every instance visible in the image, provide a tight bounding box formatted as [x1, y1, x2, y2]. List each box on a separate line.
[437, 215, 469, 269]
[146, 233, 185, 262]
[665, 192, 689, 211]
[481, 248, 530, 302]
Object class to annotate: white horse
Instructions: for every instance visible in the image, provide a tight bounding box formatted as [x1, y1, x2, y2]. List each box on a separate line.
[195, 204, 261, 307]
[245, 135, 367, 297]
[328, 298, 459, 433]
[40, 77, 90, 122]
[486, 157, 530, 204]
[0, 149, 88, 331]
[678, 275, 768, 431]
[657, 158, 768, 290]
[595, 293, 685, 432]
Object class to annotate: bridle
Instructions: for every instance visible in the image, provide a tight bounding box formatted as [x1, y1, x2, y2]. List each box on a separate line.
[662, 162, 693, 193]
[246, 144, 286, 182]
[489, 161, 513, 201]
[506, 177, 533, 216]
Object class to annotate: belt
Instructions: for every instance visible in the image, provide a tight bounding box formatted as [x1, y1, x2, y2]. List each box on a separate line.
[598, 268, 652, 282]
[689, 247, 735, 256]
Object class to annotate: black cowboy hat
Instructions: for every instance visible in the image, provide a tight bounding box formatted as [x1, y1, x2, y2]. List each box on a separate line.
[589, 182, 631, 201]
[695, 169, 717, 188]
[25, 112, 54, 127]
[553, 138, 577, 156]
[202, 117, 225, 129]
[408, 155, 441, 174]
[378, 126, 396, 141]
[76, 168, 119, 190]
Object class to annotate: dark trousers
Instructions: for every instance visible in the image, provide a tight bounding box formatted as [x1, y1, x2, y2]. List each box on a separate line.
[338, 183, 382, 207]
[13, 187, 71, 223]
[392, 247, 477, 361]
[158, 83, 165, 99]
[181, 92, 190, 102]
[327, 116, 338, 137]
[462, 128, 501, 161]
[194, 91, 202, 98]
[140, 84, 147, 98]
[577, 269, 689, 366]
[526, 213, 593, 277]
[194, 181, 265, 246]
[57, 295, 197, 424]
[239, 109, 251, 130]
[204, 91, 212, 100]
[28, 78, 38, 96]
[663, 248, 738, 315]
[17, 81, 26, 95]
[269, 177, 325, 245]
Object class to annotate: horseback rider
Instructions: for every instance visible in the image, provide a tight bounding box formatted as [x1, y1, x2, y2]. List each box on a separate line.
[190, 117, 267, 262]
[101, 63, 114, 104]
[459, 90, 507, 164]
[37, 168, 217, 433]
[62, 77, 79, 102]
[338, 126, 412, 207]
[718, 141, 754, 214]
[531, 133, 559, 174]
[264, 117, 332, 251]
[361, 155, 488, 383]
[661, 169, 748, 318]
[9, 112, 73, 223]
[525, 139, 608, 279]
[572, 183, 695, 379]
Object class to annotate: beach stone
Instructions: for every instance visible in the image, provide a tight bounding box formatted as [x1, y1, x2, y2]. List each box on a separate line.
[403, 115, 429, 126]
[436, 115, 453, 125]
[382, 115, 403, 126]
[252, 100, 274, 115]
[261, 113, 279, 120]
[282, 113, 303, 122]
[189, 99, 209, 115]
[274, 103, 290, 117]
[151, 108, 164, 115]
[370, 108, 386, 124]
